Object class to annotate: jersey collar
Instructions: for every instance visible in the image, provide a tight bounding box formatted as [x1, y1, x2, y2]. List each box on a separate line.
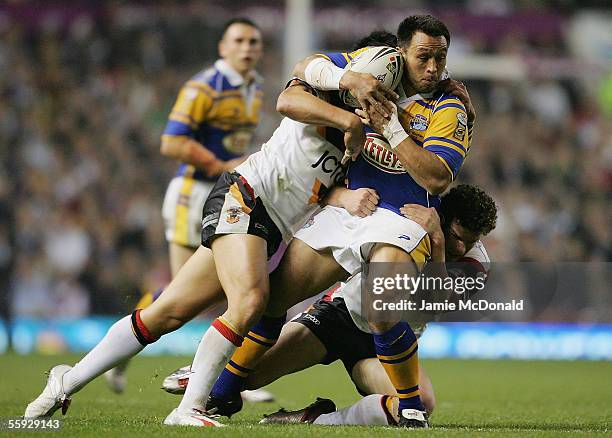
[215, 59, 262, 87]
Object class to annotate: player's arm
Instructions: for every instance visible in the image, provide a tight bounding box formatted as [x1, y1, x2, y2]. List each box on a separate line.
[292, 54, 396, 117]
[277, 80, 365, 159]
[357, 105, 451, 194]
[322, 186, 379, 218]
[161, 82, 235, 177]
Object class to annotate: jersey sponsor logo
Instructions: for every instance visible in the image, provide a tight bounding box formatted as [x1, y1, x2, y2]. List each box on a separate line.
[223, 130, 253, 154]
[311, 150, 346, 184]
[361, 133, 406, 174]
[409, 114, 429, 132]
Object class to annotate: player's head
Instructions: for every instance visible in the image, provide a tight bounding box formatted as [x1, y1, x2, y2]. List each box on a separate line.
[396, 15, 450, 94]
[219, 18, 263, 77]
[352, 30, 398, 50]
[439, 185, 497, 261]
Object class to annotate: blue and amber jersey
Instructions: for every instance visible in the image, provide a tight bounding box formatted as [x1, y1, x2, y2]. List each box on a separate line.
[324, 51, 472, 213]
[163, 59, 263, 182]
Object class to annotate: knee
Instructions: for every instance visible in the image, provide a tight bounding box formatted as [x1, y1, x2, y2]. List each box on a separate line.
[141, 304, 190, 337]
[227, 288, 269, 331]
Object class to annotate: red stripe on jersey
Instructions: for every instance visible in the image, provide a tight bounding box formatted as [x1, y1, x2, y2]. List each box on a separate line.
[212, 318, 244, 347]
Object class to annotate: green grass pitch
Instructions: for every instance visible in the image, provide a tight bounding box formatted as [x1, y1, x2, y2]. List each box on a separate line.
[1, 353, 610, 437]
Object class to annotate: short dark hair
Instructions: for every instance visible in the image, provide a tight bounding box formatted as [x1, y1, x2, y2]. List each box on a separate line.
[221, 18, 260, 38]
[397, 15, 450, 48]
[353, 30, 398, 50]
[440, 185, 497, 236]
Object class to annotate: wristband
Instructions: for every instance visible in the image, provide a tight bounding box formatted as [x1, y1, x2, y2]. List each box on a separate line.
[304, 58, 345, 91]
[383, 108, 409, 149]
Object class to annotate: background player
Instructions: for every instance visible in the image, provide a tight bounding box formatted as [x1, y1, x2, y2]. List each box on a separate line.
[104, 17, 266, 395]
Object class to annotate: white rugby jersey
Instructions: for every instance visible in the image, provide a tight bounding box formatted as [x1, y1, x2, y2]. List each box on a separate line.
[236, 117, 346, 242]
[335, 240, 491, 335]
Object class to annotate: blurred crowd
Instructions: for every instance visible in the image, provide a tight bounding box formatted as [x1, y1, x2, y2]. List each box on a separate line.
[0, 1, 610, 321]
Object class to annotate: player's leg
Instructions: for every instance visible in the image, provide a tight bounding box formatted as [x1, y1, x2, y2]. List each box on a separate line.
[209, 238, 347, 410]
[244, 321, 328, 390]
[169, 242, 196, 277]
[175, 233, 270, 415]
[366, 243, 428, 426]
[351, 358, 435, 416]
[24, 246, 224, 418]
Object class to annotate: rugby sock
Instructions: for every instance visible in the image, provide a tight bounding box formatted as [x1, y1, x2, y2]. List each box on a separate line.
[62, 311, 157, 395]
[211, 314, 286, 399]
[373, 321, 424, 412]
[177, 317, 243, 413]
[314, 394, 396, 426]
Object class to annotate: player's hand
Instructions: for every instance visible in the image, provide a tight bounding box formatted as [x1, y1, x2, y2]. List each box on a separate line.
[340, 188, 379, 217]
[223, 156, 248, 173]
[340, 71, 398, 118]
[400, 204, 443, 240]
[438, 78, 476, 125]
[355, 104, 390, 136]
[204, 158, 227, 177]
[341, 118, 366, 164]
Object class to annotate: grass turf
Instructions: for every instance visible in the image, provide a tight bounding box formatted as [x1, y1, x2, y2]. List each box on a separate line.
[1, 353, 610, 437]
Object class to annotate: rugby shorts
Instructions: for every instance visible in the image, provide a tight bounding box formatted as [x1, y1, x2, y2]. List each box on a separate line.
[201, 171, 283, 259]
[162, 176, 215, 248]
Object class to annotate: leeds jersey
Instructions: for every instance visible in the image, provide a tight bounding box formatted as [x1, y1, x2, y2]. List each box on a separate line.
[162, 59, 263, 182]
[324, 50, 472, 214]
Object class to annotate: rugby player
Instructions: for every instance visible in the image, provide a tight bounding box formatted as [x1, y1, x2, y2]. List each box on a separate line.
[105, 17, 267, 397]
[164, 184, 496, 424]
[200, 15, 471, 428]
[23, 38, 396, 425]
[257, 184, 496, 426]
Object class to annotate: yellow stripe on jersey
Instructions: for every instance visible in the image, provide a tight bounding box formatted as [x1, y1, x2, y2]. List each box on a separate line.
[171, 84, 214, 125]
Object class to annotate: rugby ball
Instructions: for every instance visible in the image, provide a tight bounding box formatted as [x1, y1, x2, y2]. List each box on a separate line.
[340, 46, 403, 108]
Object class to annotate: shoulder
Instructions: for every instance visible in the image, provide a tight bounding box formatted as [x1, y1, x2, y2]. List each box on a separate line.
[432, 92, 466, 114]
[460, 241, 491, 273]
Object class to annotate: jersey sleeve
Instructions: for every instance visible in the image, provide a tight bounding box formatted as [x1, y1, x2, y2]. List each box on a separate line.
[422, 96, 470, 179]
[163, 81, 214, 137]
[319, 52, 351, 68]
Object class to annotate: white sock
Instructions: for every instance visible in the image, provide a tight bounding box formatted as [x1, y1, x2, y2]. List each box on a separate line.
[314, 395, 391, 426]
[177, 323, 239, 413]
[62, 315, 144, 395]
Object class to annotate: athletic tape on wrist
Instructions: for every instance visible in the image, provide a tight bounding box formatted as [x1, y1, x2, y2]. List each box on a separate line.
[383, 111, 409, 149]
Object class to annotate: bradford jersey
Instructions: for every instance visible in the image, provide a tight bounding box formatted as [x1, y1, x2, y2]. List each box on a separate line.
[324, 51, 471, 213]
[163, 59, 263, 182]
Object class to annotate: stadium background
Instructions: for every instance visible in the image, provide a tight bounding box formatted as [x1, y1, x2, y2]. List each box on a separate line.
[0, 1, 611, 362]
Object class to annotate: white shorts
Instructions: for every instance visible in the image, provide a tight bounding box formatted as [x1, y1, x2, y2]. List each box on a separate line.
[332, 273, 430, 337]
[294, 205, 431, 275]
[162, 176, 214, 248]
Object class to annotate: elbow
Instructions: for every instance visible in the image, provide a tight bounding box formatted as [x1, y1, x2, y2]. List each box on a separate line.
[425, 174, 452, 195]
[276, 90, 293, 116]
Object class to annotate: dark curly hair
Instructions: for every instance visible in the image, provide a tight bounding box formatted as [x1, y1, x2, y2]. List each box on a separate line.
[439, 185, 497, 236]
[353, 30, 398, 50]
